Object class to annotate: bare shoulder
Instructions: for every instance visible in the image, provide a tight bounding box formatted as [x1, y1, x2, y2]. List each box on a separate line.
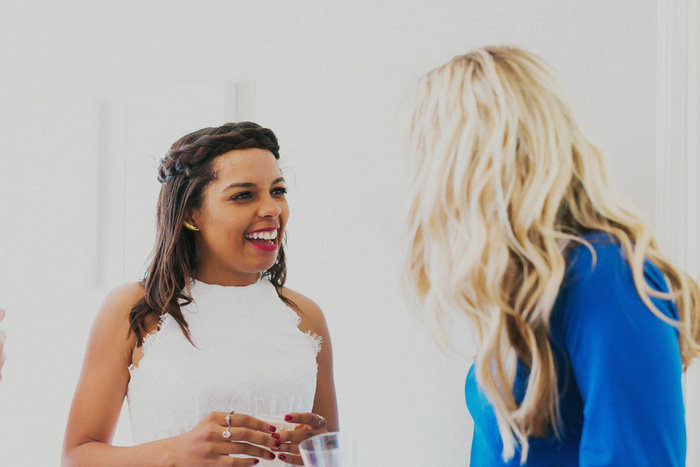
[98, 282, 145, 320]
[90, 282, 146, 343]
[280, 287, 329, 336]
[104, 282, 145, 306]
[280, 287, 323, 317]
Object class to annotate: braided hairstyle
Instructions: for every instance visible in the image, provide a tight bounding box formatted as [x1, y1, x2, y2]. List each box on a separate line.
[129, 121, 292, 346]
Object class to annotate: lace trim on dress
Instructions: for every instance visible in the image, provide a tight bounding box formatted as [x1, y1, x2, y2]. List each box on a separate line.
[128, 314, 168, 375]
[285, 305, 323, 355]
[305, 331, 323, 354]
[286, 307, 302, 326]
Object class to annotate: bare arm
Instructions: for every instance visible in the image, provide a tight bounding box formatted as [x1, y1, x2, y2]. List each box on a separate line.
[306, 306, 338, 432]
[274, 289, 339, 465]
[61, 283, 173, 466]
[282, 288, 338, 431]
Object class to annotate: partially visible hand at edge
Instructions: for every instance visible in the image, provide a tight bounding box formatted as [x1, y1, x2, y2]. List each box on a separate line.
[0, 308, 7, 382]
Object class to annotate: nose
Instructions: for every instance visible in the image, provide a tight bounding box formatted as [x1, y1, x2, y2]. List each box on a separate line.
[259, 195, 282, 218]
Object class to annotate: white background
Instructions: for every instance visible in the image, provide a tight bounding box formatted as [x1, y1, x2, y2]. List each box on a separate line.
[0, 1, 694, 466]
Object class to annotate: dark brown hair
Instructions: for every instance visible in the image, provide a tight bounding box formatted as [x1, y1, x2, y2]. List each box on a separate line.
[129, 121, 292, 346]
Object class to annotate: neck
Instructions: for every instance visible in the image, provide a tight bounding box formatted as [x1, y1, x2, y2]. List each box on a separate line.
[194, 270, 260, 287]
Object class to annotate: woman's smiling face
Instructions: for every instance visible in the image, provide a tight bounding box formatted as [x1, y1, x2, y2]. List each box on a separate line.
[189, 147, 289, 286]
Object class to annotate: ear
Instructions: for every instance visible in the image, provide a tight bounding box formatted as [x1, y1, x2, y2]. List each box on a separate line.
[183, 208, 200, 232]
[184, 207, 197, 226]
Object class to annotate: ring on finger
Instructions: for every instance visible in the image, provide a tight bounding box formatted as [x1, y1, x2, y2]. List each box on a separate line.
[222, 410, 235, 440]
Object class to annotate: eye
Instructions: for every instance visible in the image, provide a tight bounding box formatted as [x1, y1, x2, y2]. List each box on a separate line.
[271, 187, 287, 196]
[230, 191, 252, 201]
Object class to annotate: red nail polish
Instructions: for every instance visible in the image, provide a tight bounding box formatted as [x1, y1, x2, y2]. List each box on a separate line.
[253, 461, 259, 465]
[279, 454, 287, 460]
[269, 453, 276, 460]
[271, 433, 281, 439]
[269, 425, 277, 432]
[284, 415, 293, 421]
[274, 440, 281, 447]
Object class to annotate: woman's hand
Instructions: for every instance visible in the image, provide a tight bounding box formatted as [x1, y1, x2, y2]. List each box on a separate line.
[167, 412, 280, 466]
[0, 308, 6, 382]
[273, 412, 329, 465]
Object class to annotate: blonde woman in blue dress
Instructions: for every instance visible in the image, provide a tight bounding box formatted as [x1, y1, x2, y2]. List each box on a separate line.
[63, 122, 338, 466]
[404, 46, 700, 466]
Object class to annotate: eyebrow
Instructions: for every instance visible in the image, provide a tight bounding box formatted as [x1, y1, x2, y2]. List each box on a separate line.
[222, 177, 286, 193]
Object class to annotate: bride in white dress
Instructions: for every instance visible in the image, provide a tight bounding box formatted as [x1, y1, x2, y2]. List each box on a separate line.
[62, 122, 338, 466]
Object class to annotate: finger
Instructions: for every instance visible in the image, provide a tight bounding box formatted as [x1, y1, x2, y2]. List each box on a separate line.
[209, 412, 277, 434]
[223, 442, 278, 462]
[283, 412, 326, 429]
[218, 455, 261, 466]
[276, 453, 304, 465]
[219, 427, 280, 451]
[277, 442, 301, 455]
[276, 427, 323, 447]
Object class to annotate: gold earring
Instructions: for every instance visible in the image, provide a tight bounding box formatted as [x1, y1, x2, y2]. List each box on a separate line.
[183, 220, 200, 232]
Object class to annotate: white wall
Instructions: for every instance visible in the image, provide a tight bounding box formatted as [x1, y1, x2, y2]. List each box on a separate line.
[656, 1, 700, 465]
[0, 1, 661, 466]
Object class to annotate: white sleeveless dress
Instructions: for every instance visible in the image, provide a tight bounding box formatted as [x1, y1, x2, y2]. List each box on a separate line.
[127, 278, 321, 465]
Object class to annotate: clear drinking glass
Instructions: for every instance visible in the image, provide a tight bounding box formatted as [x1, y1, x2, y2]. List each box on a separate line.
[254, 395, 301, 432]
[299, 432, 357, 467]
[254, 396, 302, 466]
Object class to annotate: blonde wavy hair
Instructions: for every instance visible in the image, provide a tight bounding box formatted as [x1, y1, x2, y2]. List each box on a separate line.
[403, 45, 700, 463]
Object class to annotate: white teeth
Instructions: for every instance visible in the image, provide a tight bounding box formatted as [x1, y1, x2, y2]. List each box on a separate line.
[245, 230, 278, 240]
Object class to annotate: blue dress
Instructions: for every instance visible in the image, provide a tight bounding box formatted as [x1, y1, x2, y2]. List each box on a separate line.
[465, 233, 685, 466]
